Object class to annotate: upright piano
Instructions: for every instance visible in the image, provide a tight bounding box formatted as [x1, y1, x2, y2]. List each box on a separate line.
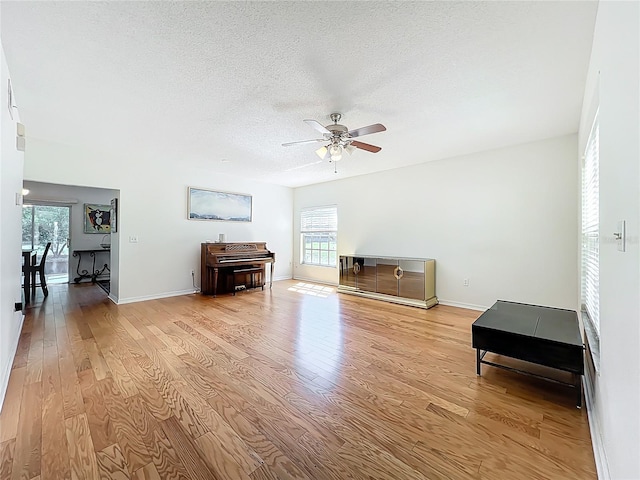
[201, 242, 275, 296]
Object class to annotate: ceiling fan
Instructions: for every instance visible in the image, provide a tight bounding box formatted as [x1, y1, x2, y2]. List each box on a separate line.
[282, 113, 386, 165]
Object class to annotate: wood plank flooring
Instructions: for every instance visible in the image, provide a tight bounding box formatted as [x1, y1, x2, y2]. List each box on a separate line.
[0, 280, 596, 479]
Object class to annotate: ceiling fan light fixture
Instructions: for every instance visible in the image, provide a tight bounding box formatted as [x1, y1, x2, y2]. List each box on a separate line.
[345, 144, 356, 155]
[315, 146, 328, 159]
[329, 144, 343, 161]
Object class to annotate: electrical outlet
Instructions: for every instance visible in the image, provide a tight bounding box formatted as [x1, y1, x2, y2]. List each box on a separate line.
[463, 278, 469, 287]
[129, 235, 139, 243]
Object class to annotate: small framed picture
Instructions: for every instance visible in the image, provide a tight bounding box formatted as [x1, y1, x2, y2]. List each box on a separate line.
[7, 79, 15, 119]
[84, 203, 111, 234]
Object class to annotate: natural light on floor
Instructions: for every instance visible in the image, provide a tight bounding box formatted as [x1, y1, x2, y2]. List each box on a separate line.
[294, 285, 343, 381]
[287, 282, 334, 298]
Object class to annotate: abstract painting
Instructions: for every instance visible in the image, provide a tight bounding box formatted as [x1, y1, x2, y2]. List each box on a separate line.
[84, 203, 111, 234]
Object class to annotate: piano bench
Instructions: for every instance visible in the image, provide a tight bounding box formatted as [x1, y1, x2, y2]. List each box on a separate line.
[232, 267, 264, 294]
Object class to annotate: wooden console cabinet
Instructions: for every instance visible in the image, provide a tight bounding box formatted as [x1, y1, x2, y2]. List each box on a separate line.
[338, 255, 438, 309]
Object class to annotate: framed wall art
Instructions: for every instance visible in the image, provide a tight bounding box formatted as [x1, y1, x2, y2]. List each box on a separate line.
[187, 187, 252, 222]
[7, 79, 15, 119]
[84, 203, 111, 234]
[110, 198, 118, 233]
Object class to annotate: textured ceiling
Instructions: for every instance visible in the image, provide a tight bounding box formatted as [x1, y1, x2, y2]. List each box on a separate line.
[1, 1, 597, 188]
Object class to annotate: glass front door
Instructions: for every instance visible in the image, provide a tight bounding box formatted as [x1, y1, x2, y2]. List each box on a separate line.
[22, 204, 71, 284]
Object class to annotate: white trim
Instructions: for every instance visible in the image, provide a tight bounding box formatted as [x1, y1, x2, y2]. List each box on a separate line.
[290, 282, 488, 312]
[273, 275, 293, 282]
[583, 367, 611, 480]
[108, 293, 119, 305]
[293, 275, 338, 286]
[116, 278, 293, 304]
[24, 197, 78, 205]
[438, 299, 488, 312]
[0, 311, 25, 413]
[116, 288, 198, 305]
[582, 310, 601, 372]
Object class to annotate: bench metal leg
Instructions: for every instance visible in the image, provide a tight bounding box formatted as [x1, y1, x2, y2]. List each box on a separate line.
[576, 374, 582, 409]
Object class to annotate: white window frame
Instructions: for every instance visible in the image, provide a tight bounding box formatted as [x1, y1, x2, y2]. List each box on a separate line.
[581, 110, 600, 368]
[300, 206, 337, 267]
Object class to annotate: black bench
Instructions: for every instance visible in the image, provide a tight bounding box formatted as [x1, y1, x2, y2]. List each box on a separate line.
[472, 300, 585, 407]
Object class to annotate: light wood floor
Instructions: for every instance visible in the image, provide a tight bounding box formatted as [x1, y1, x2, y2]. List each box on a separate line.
[0, 280, 596, 480]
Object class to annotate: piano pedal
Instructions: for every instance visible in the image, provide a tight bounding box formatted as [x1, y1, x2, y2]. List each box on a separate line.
[234, 285, 247, 292]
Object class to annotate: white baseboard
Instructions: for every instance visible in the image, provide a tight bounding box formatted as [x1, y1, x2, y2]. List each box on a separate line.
[0, 311, 25, 413]
[273, 275, 293, 282]
[437, 299, 488, 311]
[289, 283, 488, 312]
[116, 288, 198, 305]
[291, 275, 338, 286]
[583, 368, 611, 480]
[117, 277, 296, 305]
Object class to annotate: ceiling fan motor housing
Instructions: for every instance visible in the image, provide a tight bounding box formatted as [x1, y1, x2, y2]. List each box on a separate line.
[325, 124, 349, 147]
[326, 113, 348, 143]
[326, 124, 348, 134]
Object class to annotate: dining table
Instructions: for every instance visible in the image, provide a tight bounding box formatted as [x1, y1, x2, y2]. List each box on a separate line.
[22, 249, 36, 304]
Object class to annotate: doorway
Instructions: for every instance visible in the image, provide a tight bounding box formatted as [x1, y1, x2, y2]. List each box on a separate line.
[22, 204, 71, 284]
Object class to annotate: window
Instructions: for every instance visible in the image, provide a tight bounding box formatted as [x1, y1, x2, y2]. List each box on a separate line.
[581, 111, 599, 342]
[301, 206, 337, 267]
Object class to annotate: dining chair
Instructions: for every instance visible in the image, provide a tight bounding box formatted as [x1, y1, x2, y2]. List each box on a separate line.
[21, 249, 36, 304]
[29, 242, 51, 298]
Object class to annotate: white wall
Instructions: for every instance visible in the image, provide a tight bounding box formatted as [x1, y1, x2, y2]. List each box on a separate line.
[0, 45, 25, 411]
[579, 2, 640, 479]
[294, 135, 579, 311]
[23, 138, 293, 304]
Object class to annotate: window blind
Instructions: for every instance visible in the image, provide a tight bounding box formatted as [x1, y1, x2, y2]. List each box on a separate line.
[581, 113, 599, 335]
[301, 206, 337, 232]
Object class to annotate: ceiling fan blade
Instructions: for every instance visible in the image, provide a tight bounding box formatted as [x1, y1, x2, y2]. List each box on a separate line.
[348, 123, 386, 138]
[282, 138, 326, 147]
[351, 140, 382, 153]
[304, 119, 331, 135]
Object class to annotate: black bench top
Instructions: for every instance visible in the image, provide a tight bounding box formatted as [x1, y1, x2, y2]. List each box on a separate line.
[472, 300, 582, 347]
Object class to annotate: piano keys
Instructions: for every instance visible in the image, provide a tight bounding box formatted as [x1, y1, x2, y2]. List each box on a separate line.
[201, 242, 275, 296]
